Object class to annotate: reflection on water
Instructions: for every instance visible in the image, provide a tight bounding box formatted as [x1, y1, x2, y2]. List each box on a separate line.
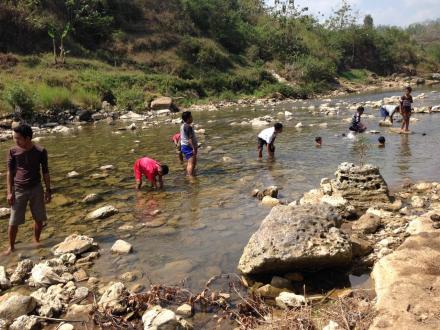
[0, 88, 439, 290]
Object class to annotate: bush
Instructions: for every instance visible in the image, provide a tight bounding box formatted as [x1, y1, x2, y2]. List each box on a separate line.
[177, 37, 231, 70]
[4, 85, 34, 119]
[285, 57, 336, 83]
[74, 89, 100, 109]
[36, 85, 72, 111]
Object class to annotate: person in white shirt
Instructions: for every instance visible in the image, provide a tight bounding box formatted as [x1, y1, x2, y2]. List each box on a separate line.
[257, 123, 283, 159]
[429, 105, 440, 113]
[379, 104, 400, 124]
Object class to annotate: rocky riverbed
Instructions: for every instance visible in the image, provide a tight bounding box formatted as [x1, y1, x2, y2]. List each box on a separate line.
[1, 162, 439, 329]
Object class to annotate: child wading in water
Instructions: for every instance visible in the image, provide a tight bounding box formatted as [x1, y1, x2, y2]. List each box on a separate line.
[171, 133, 183, 162]
[257, 123, 283, 159]
[400, 86, 413, 132]
[133, 157, 169, 190]
[349, 106, 367, 133]
[315, 136, 322, 147]
[180, 111, 198, 177]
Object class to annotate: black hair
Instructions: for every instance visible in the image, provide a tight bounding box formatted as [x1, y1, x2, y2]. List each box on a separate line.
[405, 86, 412, 93]
[274, 123, 283, 131]
[161, 164, 169, 175]
[13, 123, 33, 139]
[315, 136, 322, 142]
[378, 136, 385, 144]
[357, 106, 365, 112]
[182, 111, 192, 123]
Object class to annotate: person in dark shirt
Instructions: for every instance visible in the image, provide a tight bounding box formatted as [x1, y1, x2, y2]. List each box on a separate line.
[400, 86, 413, 132]
[4, 124, 52, 255]
[349, 106, 367, 133]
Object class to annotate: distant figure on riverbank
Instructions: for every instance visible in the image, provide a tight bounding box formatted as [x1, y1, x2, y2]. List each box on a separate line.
[4, 124, 52, 256]
[180, 111, 198, 177]
[378, 136, 386, 148]
[133, 157, 169, 190]
[257, 123, 283, 159]
[349, 106, 367, 133]
[171, 133, 183, 162]
[379, 104, 400, 124]
[315, 136, 322, 147]
[400, 86, 413, 132]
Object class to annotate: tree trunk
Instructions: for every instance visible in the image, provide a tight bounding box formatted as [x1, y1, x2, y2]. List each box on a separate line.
[52, 38, 57, 64]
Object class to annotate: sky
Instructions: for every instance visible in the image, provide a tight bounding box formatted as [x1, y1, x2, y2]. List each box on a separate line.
[266, 0, 440, 27]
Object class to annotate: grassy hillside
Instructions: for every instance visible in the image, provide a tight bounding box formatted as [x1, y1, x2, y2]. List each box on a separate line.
[0, 0, 439, 116]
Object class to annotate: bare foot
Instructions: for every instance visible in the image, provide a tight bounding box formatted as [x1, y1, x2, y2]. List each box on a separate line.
[3, 247, 14, 256]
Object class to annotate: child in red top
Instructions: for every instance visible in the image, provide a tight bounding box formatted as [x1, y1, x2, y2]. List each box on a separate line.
[171, 133, 183, 162]
[133, 157, 169, 190]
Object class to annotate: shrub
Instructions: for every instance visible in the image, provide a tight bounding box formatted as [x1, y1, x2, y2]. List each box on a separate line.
[177, 37, 231, 70]
[4, 85, 34, 119]
[285, 57, 337, 83]
[35, 85, 72, 111]
[116, 88, 145, 111]
[74, 89, 101, 109]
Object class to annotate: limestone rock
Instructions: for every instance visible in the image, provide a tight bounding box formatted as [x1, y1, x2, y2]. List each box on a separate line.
[0, 208, 11, 219]
[100, 165, 115, 171]
[261, 196, 280, 207]
[53, 235, 94, 256]
[275, 292, 306, 309]
[30, 263, 66, 286]
[98, 282, 128, 314]
[176, 304, 193, 317]
[10, 259, 34, 284]
[87, 205, 118, 219]
[238, 204, 351, 275]
[73, 287, 89, 302]
[67, 171, 80, 178]
[350, 235, 374, 257]
[0, 295, 36, 320]
[411, 196, 425, 208]
[0, 267, 10, 290]
[111, 240, 132, 254]
[9, 315, 39, 330]
[142, 305, 179, 330]
[82, 193, 100, 204]
[352, 213, 381, 234]
[323, 320, 340, 330]
[150, 97, 176, 111]
[31, 283, 73, 317]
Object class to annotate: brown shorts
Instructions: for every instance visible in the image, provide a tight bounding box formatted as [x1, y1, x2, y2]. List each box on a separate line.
[10, 184, 47, 226]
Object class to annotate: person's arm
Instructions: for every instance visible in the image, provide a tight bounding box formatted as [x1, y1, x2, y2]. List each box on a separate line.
[41, 149, 51, 203]
[6, 170, 14, 206]
[136, 178, 142, 190]
[187, 126, 197, 155]
[151, 176, 158, 189]
[266, 144, 273, 158]
[158, 174, 163, 189]
[134, 162, 142, 190]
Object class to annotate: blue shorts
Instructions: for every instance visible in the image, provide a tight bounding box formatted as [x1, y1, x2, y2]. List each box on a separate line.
[379, 107, 389, 118]
[181, 145, 194, 160]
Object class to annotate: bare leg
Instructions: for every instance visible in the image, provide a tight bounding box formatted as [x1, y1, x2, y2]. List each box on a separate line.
[258, 147, 263, 159]
[34, 221, 43, 244]
[187, 156, 195, 176]
[178, 152, 183, 163]
[4, 225, 18, 255]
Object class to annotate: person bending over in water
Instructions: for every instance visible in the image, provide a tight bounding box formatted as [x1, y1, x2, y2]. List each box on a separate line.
[171, 133, 183, 162]
[5, 124, 52, 255]
[429, 105, 440, 113]
[379, 104, 400, 124]
[378, 136, 386, 148]
[349, 106, 367, 133]
[257, 123, 283, 159]
[180, 111, 198, 177]
[315, 136, 322, 147]
[400, 86, 413, 132]
[133, 157, 168, 190]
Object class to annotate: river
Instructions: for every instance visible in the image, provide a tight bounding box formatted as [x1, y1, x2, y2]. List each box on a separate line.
[0, 87, 439, 292]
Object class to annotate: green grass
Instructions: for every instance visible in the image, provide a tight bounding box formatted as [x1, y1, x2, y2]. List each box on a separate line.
[36, 85, 72, 110]
[340, 69, 370, 82]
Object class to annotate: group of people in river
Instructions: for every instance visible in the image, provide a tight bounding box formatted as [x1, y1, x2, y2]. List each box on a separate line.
[3, 85, 437, 255]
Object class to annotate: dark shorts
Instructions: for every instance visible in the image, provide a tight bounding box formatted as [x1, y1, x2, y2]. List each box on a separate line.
[402, 106, 412, 116]
[379, 107, 389, 118]
[349, 125, 365, 133]
[257, 138, 275, 152]
[10, 184, 47, 226]
[181, 145, 194, 160]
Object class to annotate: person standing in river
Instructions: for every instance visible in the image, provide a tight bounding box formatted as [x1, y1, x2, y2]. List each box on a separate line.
[400, 86, 413, 132]
[4, 124, 51, 255]
[180, 111, 198, 177]
[257, 123, 283, 159]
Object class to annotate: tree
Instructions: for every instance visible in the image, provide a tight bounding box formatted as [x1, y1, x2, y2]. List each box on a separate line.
[364, 14, 373, 29]
[48, 23, 70, 64]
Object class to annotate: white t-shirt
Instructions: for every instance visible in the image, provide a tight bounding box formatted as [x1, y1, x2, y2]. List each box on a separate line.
[258, 127, 276, 144]
[431, 105, 440, 111]
[382, 104, 399, 116]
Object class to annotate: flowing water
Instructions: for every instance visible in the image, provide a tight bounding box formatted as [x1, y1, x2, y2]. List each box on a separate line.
[0, 87, 439, 292]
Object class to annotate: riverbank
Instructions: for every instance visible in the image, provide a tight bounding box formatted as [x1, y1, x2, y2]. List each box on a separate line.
[1, 163, 439, 329]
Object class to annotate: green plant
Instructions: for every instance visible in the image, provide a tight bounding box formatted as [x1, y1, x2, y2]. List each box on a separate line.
[4, 85, 34, 119]
[35, 85, 72, 110]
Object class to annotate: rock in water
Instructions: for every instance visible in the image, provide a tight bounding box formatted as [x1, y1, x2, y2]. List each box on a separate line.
[0, 266, 11, 290]
[53, 234, 94, 256]
[352, 213, 381, 234]
[238, 204, 351, 275]
[111, 240, 133, 254]
[142, 305, 179, 329]
[0, 295, 36, 320]
[98, 282, 128, 314]
[150, 97, 174, 111]
[0, 208, 10, 219]
[82, 193, 100, 204]
[261, 196, 280, 207]
[87, 205, 118, 220]
[30, 264, 66, 287]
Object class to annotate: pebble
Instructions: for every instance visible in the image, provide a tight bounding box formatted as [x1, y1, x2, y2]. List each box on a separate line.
[111, 240, 133, 254]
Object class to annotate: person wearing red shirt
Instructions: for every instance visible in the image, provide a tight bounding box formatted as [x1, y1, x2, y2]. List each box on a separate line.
[133, 157, 169, 190]
[171, 133, 183, 162]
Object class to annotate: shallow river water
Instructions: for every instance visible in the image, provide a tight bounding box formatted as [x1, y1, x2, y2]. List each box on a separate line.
[0, 87, 439, 292]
